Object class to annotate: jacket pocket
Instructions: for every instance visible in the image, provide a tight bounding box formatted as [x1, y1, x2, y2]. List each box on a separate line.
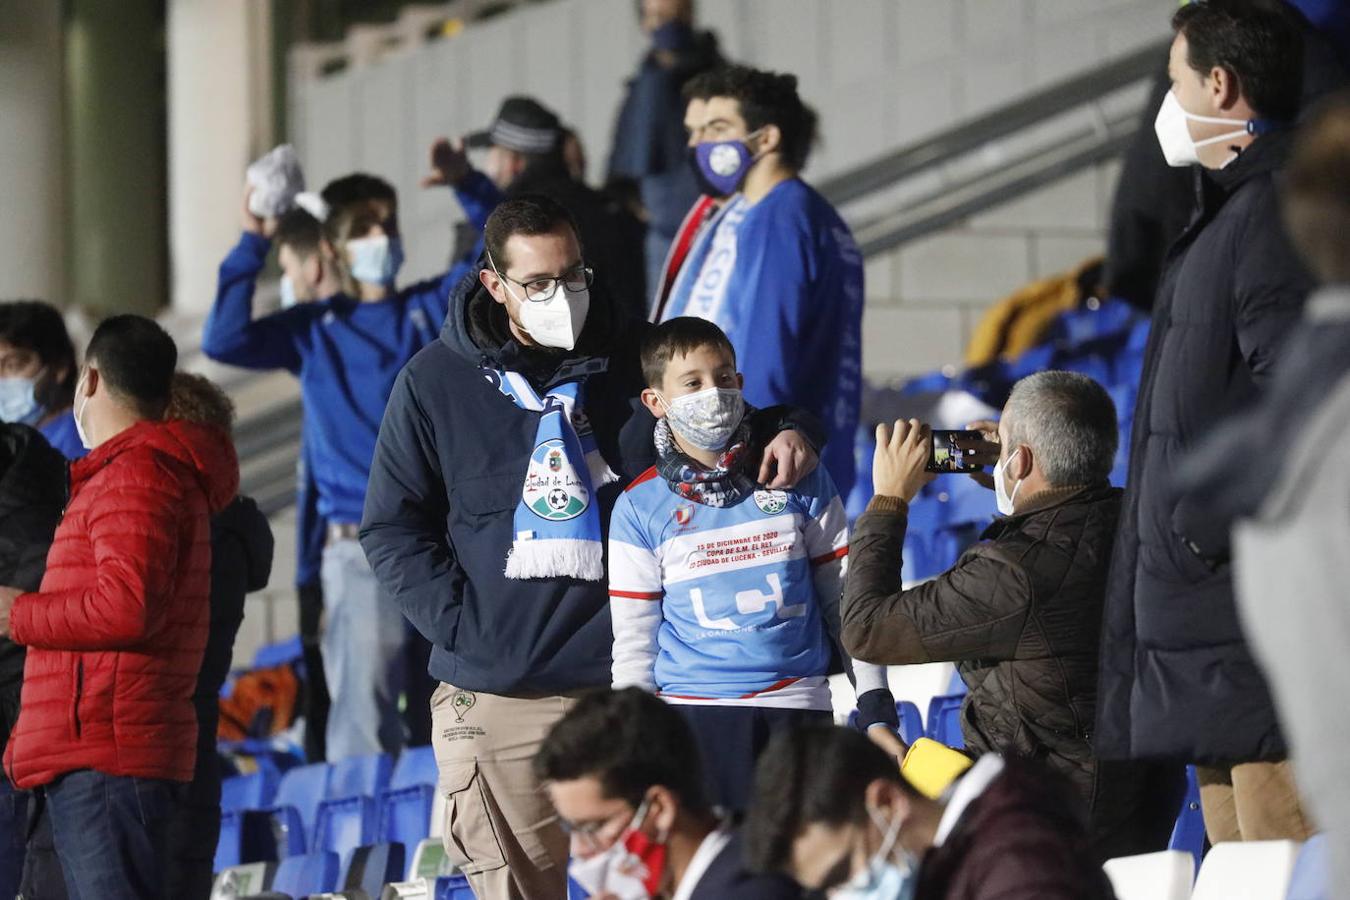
[452, 473, 526, 517]
[438, 760, 506, 876]
[70, 658, 83, 739]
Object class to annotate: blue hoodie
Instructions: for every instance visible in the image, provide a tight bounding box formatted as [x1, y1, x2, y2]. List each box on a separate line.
[202, 231, 464, 525]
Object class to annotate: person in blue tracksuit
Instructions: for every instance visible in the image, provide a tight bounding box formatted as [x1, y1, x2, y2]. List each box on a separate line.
[0, 300, 87, 460]
[661, 65, 865, 502]
[202, 167, 469, 761]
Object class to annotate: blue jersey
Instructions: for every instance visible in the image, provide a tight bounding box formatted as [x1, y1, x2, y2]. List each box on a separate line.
[608, 463, 853, 708]
[661, 179, 865, 500]
[202, 232, 464, 524]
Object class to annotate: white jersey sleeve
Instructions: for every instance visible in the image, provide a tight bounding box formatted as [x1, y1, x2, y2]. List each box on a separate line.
[608, 490, 663, 692]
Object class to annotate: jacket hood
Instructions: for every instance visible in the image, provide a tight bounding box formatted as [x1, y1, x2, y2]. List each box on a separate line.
[214, 494, 274, 593]
[77, 419, 239, 514]
[0, 424, 67, 514]
[440, 258, 622, 385]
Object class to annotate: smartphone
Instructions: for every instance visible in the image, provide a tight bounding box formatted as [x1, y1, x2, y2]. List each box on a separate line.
[927, 430, 986, 473]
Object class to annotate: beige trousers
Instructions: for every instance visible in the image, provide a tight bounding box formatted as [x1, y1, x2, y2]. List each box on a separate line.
[430, 683, 578, 900]
[1195, 760, 1314, 844]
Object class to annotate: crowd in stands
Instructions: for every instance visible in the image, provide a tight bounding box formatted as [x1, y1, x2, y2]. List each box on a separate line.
[1, 0, 1349, 897]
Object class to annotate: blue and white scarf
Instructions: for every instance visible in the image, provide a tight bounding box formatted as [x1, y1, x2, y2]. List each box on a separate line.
[485, 368, 618, 581]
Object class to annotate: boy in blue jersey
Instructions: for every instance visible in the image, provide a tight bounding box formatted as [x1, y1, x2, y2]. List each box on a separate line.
[202, 168, 468, 760]
[608, 317, 896, 812]
[660, 66, 865, 502]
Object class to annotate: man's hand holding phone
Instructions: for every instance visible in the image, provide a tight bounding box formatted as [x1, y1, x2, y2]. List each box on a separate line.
[873, 419, 937, 503]
[961, 419, 1001, 489]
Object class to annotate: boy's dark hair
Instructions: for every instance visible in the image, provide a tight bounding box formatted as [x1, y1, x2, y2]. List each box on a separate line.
[320, 172, 397, 210]
[483, 194, 582, 272]
[640, 316, 737, 388]
[84, 315, 177, 420]
[533, 687, 711, 815]
[0, 300, 78, 410]
[166, 372, 235, 432]
[683, 65, 819, 171]
[274, 207, 326, 259]
[1172, 0, 1304, 123]
[743, 726, 916, 874]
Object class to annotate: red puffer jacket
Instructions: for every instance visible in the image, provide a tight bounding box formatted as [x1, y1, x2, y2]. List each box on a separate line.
[3, 419, 238, 789]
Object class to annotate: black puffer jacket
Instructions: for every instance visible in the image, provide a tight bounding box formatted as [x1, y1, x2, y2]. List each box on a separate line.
[842, 485, 1176, 858]
[1098, 129, 1313, 765]
[0, 425, 67, 761]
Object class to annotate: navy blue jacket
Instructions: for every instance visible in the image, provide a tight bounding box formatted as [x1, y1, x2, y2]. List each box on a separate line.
[360, 270, 821, 695]
[1097, 130, 1313, 764]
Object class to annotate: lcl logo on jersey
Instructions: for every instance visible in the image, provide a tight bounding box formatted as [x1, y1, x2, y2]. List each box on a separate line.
[673, 504, 695, 527]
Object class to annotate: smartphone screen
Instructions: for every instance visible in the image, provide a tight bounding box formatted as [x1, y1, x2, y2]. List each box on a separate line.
[927, 430, 985, 473]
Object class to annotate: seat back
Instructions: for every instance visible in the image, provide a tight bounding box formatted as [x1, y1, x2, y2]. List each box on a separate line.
[274, 762, 332, 836]
[925, 693, 966, 749]
[222, 771, 277, 814]
[315, 795, 379, 857]
[329, 752, 392, 801]
[1103, 850, 1195, 900]
[435, 874, 475, 899]
[341, 842, 407, 897]
[896, 701, 924, 746]
[1285, 834, 1328, 900]
[1191, 840, 1301, 900]
[215, 809, 280, 871]
[271, 850, 341, 897]
[391, 746, 438, 792]
[380, 785, 436, 848]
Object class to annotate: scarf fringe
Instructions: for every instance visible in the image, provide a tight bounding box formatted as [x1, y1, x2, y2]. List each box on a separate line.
[505, 538, 606, 581]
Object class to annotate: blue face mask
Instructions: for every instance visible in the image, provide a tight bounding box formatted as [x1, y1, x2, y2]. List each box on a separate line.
[347, 234, 404, 287]
[689, 132, 761, 197]
[0, 376, 45, 426]
[833, 807, 917, 900]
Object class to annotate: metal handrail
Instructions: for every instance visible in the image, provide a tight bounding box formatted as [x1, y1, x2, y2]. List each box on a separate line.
[817, 39, 1167, 207]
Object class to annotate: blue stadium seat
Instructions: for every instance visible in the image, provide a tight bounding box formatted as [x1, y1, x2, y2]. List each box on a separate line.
[929, 523, 983, 574]
[270, 850, 341, 897]
[1045, 298, 1141, 348]
[270, 762, 332, 856]
[1108, 383, 1137, 425]
[928, 477, 995, 528]
[214, 809, 279, 871]
[897, 701, 924, 745]
[329, 752, 392, 801]
[391, 746, 439, 792]
[925, 694, 966, 749]
[1006, 343, 1056, 380]
[437, 873, 477, 899]
[378, 784, 436, 848]
[1286, 833, 1328, 900]
[946, 667, 967, 696]
[338, 842, 406, 897]
[846, 426, 877, 520]
[1057, 352, 1113, 388]
[903, 532, 938, 582]
[1169, 766, 1207, 870]
[222, 770, 278, 813]
[314, 795, 379, 858]
[569, 874, 589, 899]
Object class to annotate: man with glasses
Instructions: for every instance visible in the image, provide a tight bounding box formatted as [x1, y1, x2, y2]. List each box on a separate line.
[361, 194, 822, 899]
[535, 687, 802, 899]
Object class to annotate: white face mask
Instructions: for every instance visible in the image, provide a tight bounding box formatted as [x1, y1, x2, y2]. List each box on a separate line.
[346, 233, 404, 286]
[1153, 90, 1253, 168]
[658, 387, 745, 452]
[834, 806, 917, 900]
[517, 285, 590, 351]
[993, 447, 1023, 516]
[0, 375, 43, 426]
[73, 372, 93, 449]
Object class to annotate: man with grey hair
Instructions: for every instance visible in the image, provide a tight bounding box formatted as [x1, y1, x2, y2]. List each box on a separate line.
[840, 371, 1183, 862]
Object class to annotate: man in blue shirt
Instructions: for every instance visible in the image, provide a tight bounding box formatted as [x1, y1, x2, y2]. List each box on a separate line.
[660, 65, 865, 502]
[202, 167, 467, 760]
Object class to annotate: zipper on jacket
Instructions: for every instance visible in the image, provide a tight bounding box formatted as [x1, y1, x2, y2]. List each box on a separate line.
[70, 659, 83, 739]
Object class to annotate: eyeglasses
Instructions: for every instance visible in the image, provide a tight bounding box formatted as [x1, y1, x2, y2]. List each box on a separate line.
[492, 261, 594, 303]
[557, 804, 634, 851]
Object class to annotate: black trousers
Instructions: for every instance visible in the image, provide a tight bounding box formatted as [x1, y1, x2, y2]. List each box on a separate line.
[675, 705, 832, 813]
